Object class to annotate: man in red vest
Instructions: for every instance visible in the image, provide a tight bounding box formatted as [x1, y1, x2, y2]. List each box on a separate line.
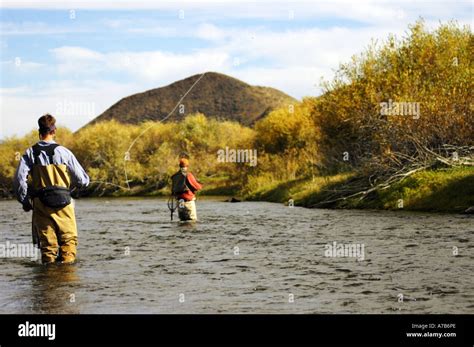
[171, 158, 202, 221]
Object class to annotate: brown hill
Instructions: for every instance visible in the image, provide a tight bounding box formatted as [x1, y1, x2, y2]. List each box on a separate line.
[86, 72, 296, 126]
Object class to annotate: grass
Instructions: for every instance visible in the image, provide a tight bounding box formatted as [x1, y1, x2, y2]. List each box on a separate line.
[244, 173, 354, 204]
[363, 166, 474, 212]
[244, 167, 474, 212]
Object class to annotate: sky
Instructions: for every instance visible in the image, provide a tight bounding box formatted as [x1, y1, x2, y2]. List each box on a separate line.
[0, 0, 472, 139]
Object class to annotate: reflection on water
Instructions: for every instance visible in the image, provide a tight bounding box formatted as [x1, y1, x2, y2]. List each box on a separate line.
[29, 264, 80, 314]
[0, 198, 472, 313]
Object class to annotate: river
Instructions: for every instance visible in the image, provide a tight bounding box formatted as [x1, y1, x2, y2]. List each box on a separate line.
[0, 197, 472, 313]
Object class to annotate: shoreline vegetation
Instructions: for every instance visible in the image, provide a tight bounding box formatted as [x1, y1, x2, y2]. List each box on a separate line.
[243, 166, 474, 213]
[1, 21, 472, 213]
[2, 166, 471, 213]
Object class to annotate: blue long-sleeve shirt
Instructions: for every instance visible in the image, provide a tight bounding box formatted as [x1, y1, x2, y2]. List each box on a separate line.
[13, 140, 89, 204]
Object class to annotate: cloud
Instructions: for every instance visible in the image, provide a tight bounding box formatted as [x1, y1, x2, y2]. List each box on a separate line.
[0, 80, 141, 138]
[45, 22, 409, 89]
[231, 66, 327, 98]
[51, 46, 104, 61]
[0, 21, 91, 35]
[195, 23, 227, 41]
[49, 45, 230, 83]
[50, 46, 105, 74]
[1, 59, 45, 71]
[110, 51, 229, 83]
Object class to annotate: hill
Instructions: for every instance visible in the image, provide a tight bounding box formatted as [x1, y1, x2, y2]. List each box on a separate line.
[86, 72, 296, 126]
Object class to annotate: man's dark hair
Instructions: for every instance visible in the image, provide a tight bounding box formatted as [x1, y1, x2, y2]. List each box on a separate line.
[38, 114, 56, 136]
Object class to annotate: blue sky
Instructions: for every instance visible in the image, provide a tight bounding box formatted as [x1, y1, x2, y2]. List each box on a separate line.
[0, 0, 472, 138]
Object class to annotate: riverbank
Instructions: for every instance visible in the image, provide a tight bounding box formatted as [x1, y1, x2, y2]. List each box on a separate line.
[244, 167, 474, 213]
[3, 167, 472, 213]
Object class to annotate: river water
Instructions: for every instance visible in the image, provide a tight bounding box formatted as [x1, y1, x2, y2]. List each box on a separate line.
[0, 197, 472, 314]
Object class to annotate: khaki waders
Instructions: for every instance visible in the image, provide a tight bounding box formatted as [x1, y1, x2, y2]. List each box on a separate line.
[31, 163, 77, 264]
[178, 198, 198, 221]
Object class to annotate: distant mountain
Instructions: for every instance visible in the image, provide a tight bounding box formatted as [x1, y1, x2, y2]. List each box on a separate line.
[86, 72, 296, 127]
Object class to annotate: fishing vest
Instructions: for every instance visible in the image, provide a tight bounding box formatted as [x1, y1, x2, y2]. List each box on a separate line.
[30, 143, 72, 209]
[171, 170, 190, 196]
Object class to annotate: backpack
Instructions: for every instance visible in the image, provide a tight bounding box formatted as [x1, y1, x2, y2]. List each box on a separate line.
[171, 170, 189, 196]
[31, 143, 72, 209]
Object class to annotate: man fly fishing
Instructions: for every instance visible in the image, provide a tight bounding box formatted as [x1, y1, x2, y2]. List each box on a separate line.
[13, 114, 89, 264]
[169, 158, 202, 221]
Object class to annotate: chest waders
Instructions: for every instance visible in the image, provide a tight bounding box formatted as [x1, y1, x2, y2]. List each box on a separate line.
[30, 143, 78, 264]
[169, 170, 198, 222]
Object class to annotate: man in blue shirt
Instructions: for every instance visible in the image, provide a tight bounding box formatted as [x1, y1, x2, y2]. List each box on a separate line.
[13, 114, 89, 264]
